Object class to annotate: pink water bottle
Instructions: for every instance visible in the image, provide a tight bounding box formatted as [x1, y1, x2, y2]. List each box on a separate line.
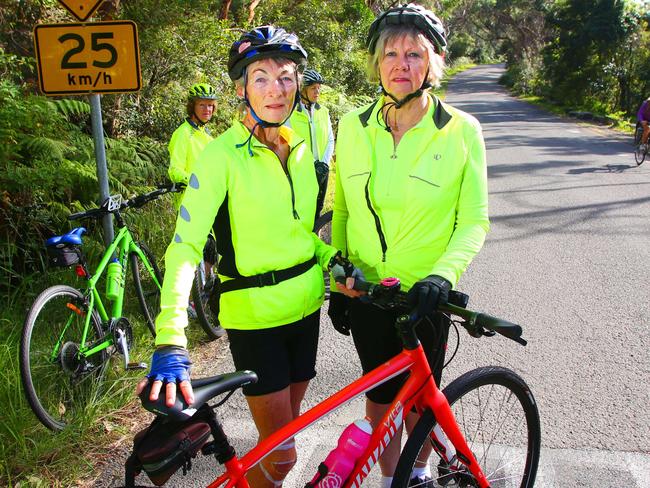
[308, 418, 373, 488]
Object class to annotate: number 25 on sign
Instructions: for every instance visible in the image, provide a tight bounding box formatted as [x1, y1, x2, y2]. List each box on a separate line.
[33, 21, 141, 96]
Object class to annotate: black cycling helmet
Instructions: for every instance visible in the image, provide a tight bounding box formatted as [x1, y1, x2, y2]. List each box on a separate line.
[228, 26, 308, 81]
[303, 68, 325, 87]
[366, 3, 447, 56]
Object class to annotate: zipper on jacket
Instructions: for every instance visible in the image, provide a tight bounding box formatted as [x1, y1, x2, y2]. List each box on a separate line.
[260, 144, 300, 220]
[364, 174, 387, 262]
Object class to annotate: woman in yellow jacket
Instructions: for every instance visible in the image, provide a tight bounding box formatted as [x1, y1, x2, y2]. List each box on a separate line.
[329, 5, 489, 487]
[137, 26, 359, 488]
[167, 83, 217, 208]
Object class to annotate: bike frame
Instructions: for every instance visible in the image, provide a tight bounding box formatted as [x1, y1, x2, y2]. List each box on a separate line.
[207, 339, 490, 488]
[55, 226, 161, 361]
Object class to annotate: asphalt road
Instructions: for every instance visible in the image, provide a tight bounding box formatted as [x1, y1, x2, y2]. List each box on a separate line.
[102, 64, 650, 487]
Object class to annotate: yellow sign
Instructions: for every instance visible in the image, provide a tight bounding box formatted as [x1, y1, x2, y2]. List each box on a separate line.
[58, 0, 104, 22]
[34, 21, 141, 96]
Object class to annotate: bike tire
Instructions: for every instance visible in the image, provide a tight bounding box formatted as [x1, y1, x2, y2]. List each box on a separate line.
[635, 126, 646, 166]
[131, 243, 162, 337]
[635, 146, 646, 165]
[392, 366, 541, 488]
[20, 285, 107, 431]
[313, 210, 333, 300]
[191, 262, 225, 340]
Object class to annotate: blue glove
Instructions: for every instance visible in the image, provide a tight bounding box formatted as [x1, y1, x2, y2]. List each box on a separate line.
[328, 251, 365, 285]
[147, 346, 192, 384]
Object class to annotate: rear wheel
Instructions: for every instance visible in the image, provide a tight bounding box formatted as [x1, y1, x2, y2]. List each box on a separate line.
[392, 366, 541, 488]
[313, 210, 332, 300]
[192, 260, 225, 340]
[20, 285, 107, 431]
[131, 243, 161, 337]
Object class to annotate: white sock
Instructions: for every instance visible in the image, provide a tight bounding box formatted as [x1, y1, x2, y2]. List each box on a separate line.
[380, 475, 393, 488]
[411, 465, 432, 479]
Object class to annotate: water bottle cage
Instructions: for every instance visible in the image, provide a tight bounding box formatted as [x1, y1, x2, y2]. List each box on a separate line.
[304, 463, 329, 488]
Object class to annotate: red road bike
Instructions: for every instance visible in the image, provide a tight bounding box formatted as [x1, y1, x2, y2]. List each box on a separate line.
[135, 277, 540, 487]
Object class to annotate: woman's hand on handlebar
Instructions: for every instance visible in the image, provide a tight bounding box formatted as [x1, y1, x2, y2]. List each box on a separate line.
[135, 346, 194, 407]
[328, 252, 365, 298]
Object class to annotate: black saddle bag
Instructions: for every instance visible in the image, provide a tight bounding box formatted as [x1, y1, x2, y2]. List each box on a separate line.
[124, 407, 212, 487]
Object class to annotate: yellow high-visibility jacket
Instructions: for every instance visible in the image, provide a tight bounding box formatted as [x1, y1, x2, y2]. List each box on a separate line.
[156, 122, 337, 347]
[332, 94, 489, 291]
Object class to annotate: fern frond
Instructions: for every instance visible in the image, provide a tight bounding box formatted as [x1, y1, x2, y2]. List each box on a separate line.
[51, 99, 91, 120]
[22, 136, 68, 161]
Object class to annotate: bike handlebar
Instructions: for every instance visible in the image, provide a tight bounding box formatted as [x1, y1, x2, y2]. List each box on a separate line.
[339, 277, 527, 346]
[68, 183, 183, 221]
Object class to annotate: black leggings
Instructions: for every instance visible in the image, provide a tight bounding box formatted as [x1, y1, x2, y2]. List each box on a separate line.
[348, 299, 449, 404]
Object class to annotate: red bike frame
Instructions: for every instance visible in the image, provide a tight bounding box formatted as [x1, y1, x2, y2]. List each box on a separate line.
[207, 340, 490, 488]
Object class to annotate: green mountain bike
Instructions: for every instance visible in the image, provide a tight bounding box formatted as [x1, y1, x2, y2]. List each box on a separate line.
[19, 184, 178, 431]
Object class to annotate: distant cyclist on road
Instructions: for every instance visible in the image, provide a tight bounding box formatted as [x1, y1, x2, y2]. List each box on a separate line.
[637, 97, 650, 150]
[288, 68, 334, 218]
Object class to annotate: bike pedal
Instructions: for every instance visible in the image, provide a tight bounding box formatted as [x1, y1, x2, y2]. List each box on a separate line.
[126, 362, 148, 370]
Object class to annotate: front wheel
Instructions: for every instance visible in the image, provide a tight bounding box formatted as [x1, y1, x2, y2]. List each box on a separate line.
[635, 125, 646, 166]
[191, 261, 225, 340]
[20, 285, 107, 431]
[634, 145, 646, 166]
[392, 366, 541, 488]
[313, 210, 333, 300]
[131, 243, 162, 337]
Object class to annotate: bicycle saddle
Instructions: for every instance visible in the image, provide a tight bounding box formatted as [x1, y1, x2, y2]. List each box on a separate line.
[139, 370, 258, 421]
[45, 227, 87, 247]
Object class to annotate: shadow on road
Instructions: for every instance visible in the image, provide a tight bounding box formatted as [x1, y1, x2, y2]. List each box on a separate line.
[567, 165, 640, 174]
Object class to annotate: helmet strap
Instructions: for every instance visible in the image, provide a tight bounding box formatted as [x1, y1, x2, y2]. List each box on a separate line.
[378, 71, 431, 132]
[190, 110, 207, 127]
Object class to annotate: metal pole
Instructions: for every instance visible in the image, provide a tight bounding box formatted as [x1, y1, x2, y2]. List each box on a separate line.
[89, 93, 114, 246]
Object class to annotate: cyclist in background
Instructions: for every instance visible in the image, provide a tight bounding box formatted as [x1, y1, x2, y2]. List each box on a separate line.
[288, 68, 334, 218]
[329, 5, 489, 487]
[137, 26, 360, 488]
[168, 83, 220, 327]
[168, 83, 217, 206]
[637, 97, 650, 149]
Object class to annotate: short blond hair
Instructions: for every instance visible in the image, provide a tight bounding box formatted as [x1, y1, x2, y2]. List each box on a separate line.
[367, 25, 445, 89]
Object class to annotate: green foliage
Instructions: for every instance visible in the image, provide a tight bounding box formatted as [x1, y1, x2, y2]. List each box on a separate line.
[255, 0, 376, 97]
[0, 71, 171, 302]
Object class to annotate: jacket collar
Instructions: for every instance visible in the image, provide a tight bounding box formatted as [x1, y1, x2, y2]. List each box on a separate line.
[297, 101, 321, 113]
[234, 121, 303, 151]
[358, 94, 451, 131]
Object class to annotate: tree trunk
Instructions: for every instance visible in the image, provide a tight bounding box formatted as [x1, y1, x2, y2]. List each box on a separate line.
[220, 0, 233, 20]
[248, 0, 262, 24]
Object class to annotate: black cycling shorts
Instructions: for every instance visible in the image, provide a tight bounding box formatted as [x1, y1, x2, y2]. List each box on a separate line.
[226, 310, 320, 396]
[348, 299, 449, 404]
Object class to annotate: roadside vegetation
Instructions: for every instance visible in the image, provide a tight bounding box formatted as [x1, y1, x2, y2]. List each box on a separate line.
[1, 0, 648, 485]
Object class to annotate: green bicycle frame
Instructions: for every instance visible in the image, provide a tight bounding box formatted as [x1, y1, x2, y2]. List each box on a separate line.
[56, 226, 162, 361]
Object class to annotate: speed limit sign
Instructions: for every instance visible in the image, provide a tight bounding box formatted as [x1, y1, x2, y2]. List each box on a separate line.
[33, 21, 141, 95]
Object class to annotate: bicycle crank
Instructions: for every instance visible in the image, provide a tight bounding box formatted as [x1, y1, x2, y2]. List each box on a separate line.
[111, 318, 147, 371]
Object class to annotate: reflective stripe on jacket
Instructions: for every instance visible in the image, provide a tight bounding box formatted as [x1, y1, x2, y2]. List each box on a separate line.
[332, 94, 489, 290]
[156, 122, 337, 347]
[289, 102, 334, 164]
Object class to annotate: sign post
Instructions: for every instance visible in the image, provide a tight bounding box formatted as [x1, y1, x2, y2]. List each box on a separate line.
[34, 3, 142, 247]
